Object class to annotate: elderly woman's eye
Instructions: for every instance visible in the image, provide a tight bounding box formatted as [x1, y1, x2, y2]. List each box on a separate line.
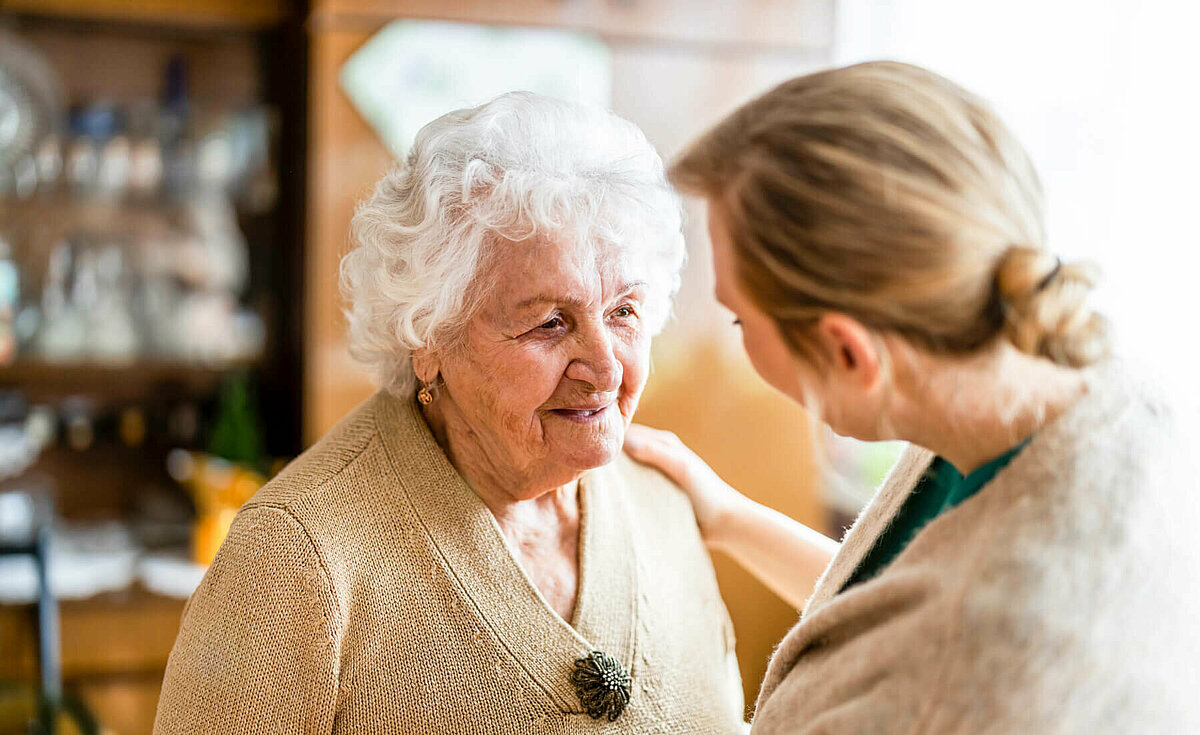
[538, 316, 565, 330]
[613, 306, 637, 319]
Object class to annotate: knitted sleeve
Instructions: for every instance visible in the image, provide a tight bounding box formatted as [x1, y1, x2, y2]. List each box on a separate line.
[153, 505, 342, 734]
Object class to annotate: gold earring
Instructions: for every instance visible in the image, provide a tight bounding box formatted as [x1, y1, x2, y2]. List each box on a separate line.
[417, 383, 433, 405]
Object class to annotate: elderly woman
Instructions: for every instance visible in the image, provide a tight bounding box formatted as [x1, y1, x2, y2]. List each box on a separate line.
[154, 93, 746, 734]
[624, 62, 1200, 733]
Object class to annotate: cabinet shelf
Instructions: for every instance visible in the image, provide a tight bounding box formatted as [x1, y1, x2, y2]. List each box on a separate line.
[0, 0, 287, 31]
[0, 358, 255, 402]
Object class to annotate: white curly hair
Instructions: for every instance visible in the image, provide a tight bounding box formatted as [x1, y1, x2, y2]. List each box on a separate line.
[340, 91, 686, 397]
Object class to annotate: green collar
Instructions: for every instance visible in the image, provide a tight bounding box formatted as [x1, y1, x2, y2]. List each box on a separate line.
[935, 439, 1030, 513]
[840, 439, 1030, 593]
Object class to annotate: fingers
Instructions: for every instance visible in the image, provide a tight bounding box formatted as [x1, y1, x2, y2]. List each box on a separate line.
[623, 424, 680, 459]
[623, 424, 692, 483]
[624, 423, 670, 449]
[628, 425, 685, 450]
[623, 425, 661, 462]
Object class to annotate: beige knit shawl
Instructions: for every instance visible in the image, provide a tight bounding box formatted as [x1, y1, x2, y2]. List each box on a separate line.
[751, 361, 1200, 734]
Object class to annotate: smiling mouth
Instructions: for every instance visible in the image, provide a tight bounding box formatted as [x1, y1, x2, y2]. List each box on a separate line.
[550, 405, 611, 423]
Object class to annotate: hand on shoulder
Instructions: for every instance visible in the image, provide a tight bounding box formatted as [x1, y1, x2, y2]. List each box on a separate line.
[623, 424, 747, 548]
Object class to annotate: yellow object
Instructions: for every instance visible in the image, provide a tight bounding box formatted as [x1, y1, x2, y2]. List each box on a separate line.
[192, 506, 238, 566]
[172, 451, 267, 565]
[119, 408, 147, 447]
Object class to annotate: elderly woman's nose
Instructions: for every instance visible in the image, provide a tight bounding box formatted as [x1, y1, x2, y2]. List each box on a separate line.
[565, 329, 623, 392]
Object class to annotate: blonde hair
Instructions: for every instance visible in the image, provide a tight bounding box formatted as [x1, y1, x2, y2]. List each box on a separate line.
[672, 61, 1109, 368]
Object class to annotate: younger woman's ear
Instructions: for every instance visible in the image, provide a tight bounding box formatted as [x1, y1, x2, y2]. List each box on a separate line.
[815, 313, 881, 390]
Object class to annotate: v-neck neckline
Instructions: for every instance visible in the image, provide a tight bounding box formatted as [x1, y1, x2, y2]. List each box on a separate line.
[373, 392, 640, 714]
[837, 441, 1029, 594]
[488, 468, 599, 632]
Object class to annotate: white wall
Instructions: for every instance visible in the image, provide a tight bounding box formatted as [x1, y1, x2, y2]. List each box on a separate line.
[837, 0, 1200, 399]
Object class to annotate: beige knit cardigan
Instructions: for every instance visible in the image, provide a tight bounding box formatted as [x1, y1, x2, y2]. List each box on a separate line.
[752, 361, 1200, 734]
[154, 391, 746, 734]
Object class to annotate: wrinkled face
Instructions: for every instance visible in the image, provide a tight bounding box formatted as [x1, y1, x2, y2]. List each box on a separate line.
[436, 235, 653, 490]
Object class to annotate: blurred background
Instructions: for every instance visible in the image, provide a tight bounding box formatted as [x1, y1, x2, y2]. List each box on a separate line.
[0, 1, 1195, 733]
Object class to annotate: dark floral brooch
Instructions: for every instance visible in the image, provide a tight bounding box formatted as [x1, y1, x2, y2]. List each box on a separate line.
[570, 650, 632, 722]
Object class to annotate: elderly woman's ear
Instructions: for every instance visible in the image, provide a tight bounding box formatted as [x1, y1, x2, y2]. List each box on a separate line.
[411, 349, 440, 388]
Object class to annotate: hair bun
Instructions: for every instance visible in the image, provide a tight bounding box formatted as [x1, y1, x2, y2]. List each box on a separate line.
[995, 246, 1111, 367]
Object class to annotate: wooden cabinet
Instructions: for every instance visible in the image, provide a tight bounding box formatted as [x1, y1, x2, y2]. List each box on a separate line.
[1, 588, 186, 735]
[0, 3, 307, 733]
